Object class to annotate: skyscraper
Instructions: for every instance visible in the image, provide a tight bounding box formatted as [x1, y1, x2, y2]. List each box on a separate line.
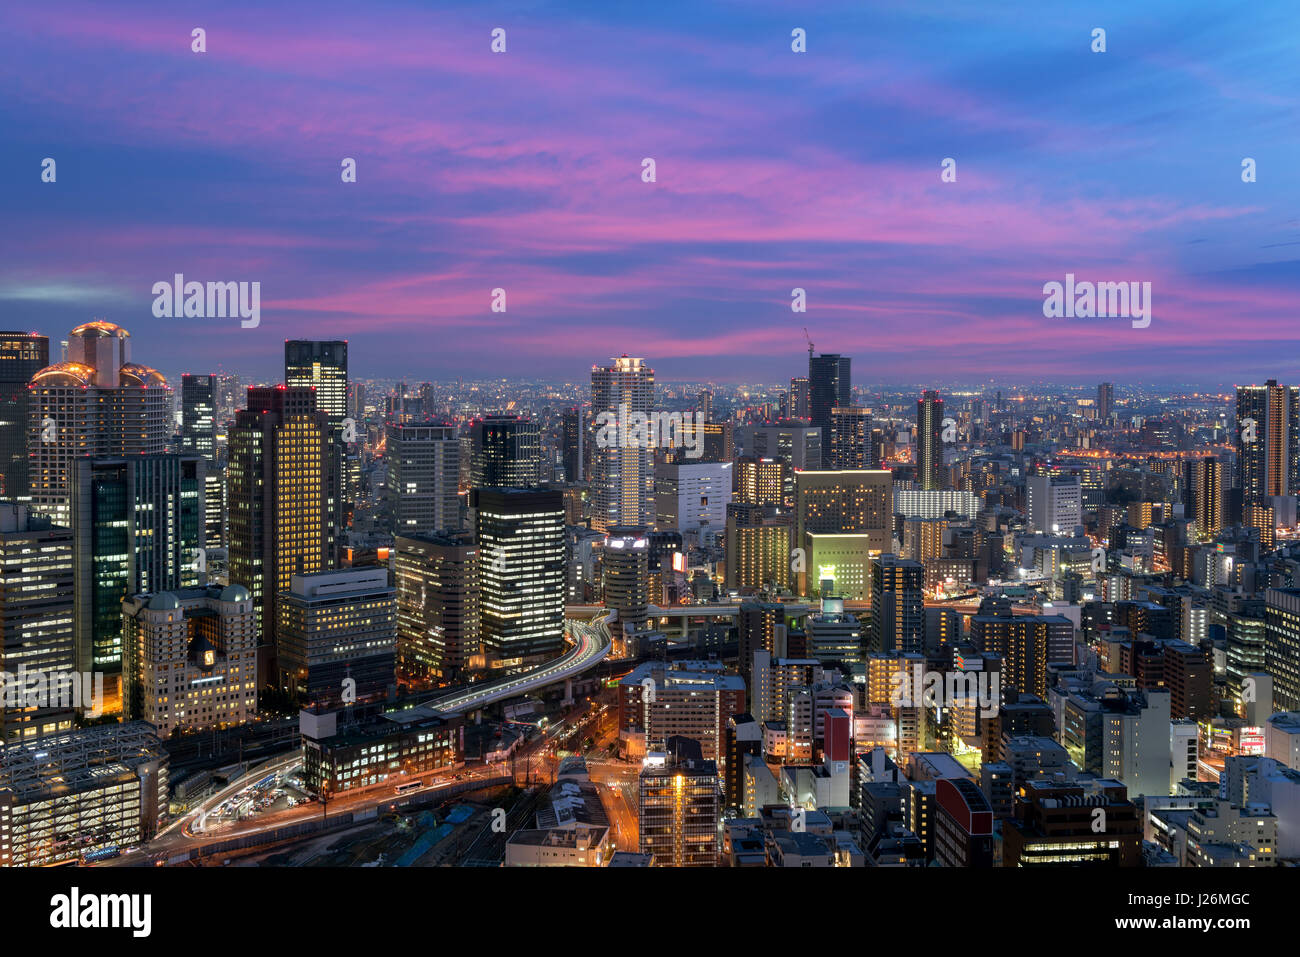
[393, 533, 480, 683]
[285, 340, 351, 543]
[72, 455, 204, 681]
[1236, 380, 1299, 502]
[0, 332, 48, 498]
[603, 526, 649, 652]
[181, 373, 224, 547]
[561, 407, 585, 483]
[788, 376, 810, 420]
[829, 406, 873, 469]
[916, 390, 944, 491]
[1183, 456, 1223, 541]
[591, 356, 654, 531]
[808, 353, 850, 449]
[473, 487, 565, 667]
[28, 322, 170, 526]
[1097, 382, 1113, 422]
[386, 421, 460, 534]
[869, 553, 924, 654]
[471, 414, 543, 488]
[0, 503, 74, 743]
[227, 385, 336, 682]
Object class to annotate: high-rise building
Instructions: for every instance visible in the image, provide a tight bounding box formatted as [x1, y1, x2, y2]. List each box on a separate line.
[0, 504, 74, 743]
[741, 421, 821, 504]
[788, 377, 810, 420]
[1026, 473, 1082, 534]
[591, 356, 654, 531]
[227, 385, 336, 680]
[638, 740, 721, 866]
[120, 584, 257, 738]
[471, 414, 543, 489]
[970, 614, 1074, 698]
[393, 533, 479, 684]
[653, 460, 731, 532]
[1097, 382, 1113, 422]
[794, 469, 892, 597]
[385, 422, 460, 534]
[1183, 456, 1223, 541]
[603, 526, 649, 652]
[72, 455, 204, 680]
[916, 390, 944, 491]
[829, 406, 872, 469]
[277, 568, 396, 709]
[869, 554, 924, 654]
[473, 487, 565, 667]
[1237, 380, 1299, 502]
[284, 341, 350, 541]
[28, 322, 170, 526]
[1266, 588, 1300, 713]
[0, 332, 48, 498]
[181, 373, 225, 547]
[808, 354, 850, 449]
[736, 456, 784, 509]
[561, 407, 585, 483]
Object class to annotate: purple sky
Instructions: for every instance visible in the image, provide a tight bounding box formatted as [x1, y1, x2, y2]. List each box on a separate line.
[3, 0, 1300, 385]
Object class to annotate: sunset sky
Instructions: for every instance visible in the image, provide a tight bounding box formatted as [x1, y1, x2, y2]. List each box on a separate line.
[2, 0, 1299, 384]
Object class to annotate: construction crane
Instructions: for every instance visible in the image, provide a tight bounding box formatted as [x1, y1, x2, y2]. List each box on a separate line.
[803, 327, 814, 360]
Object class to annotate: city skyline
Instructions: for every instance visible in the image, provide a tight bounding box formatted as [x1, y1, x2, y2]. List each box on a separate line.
[4, 1, 1300, 383]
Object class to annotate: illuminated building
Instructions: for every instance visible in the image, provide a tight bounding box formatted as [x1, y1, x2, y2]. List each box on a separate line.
[970, 613, 1072, 698]
[808, 353, 850, 450]
[1182, 456, 1223, 541]
[724, 503, 791, 592]
[1002, 780, 1141, 867]
[869, 554, 924, 654]
[72, 455, 204, 681]
[806, 596, 862, 665]
[829, 406, 872, 469]
[228, 385, 336, 680]
[393, 533, 479, 684]
[916, 390, 944, 491]
[1097, 382, 1113, 421]
[934, 777, 994, 867]
[1236, 379, 1299, 502]
[788, 376, 809, 420]
[653, 461, 730, 532]
[893, 488, 981, 520]
[638, 738, 721, 866]
[285, 340, 352, 532]
[603, 526, 648, 652]
[1265, 588, 1300, 712]
[0, 504, 74, 743]
[794, 469, 892, 596]
[1026, 473, 1081, 534]
[473, 487, 565, 667]
[386, 421, 460, 534]
[471, 413, 543, 488]
[736, 456, 784, 508]
[903, 516, 949, 563]
[28, 322, 170, 527]
[277, 567, 396, 710]
[301, 705, 462, 797]
[590, 355, 654, 531]
[182, 373, 225, 547]
[618, 660, 745, 761]
[121, 584, 257, 738]
[0, 722, 167, 866]
[0, 331, 47, 498]
[741, 421, 821, 504]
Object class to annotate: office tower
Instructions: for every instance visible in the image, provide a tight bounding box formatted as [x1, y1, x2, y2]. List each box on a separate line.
[471, 413, 543, 489]
[619, 662, 746, 760]
[1266, 588, 1300, 712]
[1002, 780, 1141, 866]
[638, 740, 721, 866]
[591, 356, 654, 532]
[181, 373, 225, 546]
[1097, 382, 1113, 422]
[903, 517, 949, 563]
[736, 456, 784, 509]
[794, 469, 892, 598]
[285, 340, 351, 543]
[348, 382, 366, 420]
[829, 406, 872, 469]
[0, 332, 48, 498]
[1026, 473, 1082, 533]
[473, 487, 565, 666]
[1237, 380, 1299, 502]
[120, 584, 257, 738]
[654, 461, 731, 531]
[385, 422, 460, 534]
[561, 407, 585, 483]
[970, 614, 1073, 698]
[738, 602, 783, 687]
[227, 385, 335, 678]
[788, 377, 810, 420]
[696, 389, 713, 424]
[72, 455, 204, 681]
[806, 596, 863, 664]
[808, 353, 850, 449]
[393, 533, 479, 684]
[0, 722, 167, 866]
[28, 322, 169, 526]
[916, 390, 944, 491]
[277, 568, 397, 709]
[0, 504, 74, 743]
[603, 526, 649, 652]
[725, 503, 792, 592]
[1183, 456, 1223, 541]
[869, 554, 924, 654]
[742, 421, 822, 503]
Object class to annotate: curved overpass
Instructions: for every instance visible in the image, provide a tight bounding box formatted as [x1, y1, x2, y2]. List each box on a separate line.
[419, 611, 613, 715]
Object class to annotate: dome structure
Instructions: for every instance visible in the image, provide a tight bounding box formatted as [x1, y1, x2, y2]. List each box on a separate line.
[219, 584, 251, 603]
[30, 361, 95, 387]
[148, 592, 180, 611]
[69, 320, 130, 340]
[119, 363, 168, 388]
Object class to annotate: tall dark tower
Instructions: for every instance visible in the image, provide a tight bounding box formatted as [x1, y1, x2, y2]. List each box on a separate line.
[284, 340, 350, 547]
[0, 331, 48, 498]
[808, 353, 850, 452]
[917, 390, 944, 491]
[1096, 382, 1113, 422]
